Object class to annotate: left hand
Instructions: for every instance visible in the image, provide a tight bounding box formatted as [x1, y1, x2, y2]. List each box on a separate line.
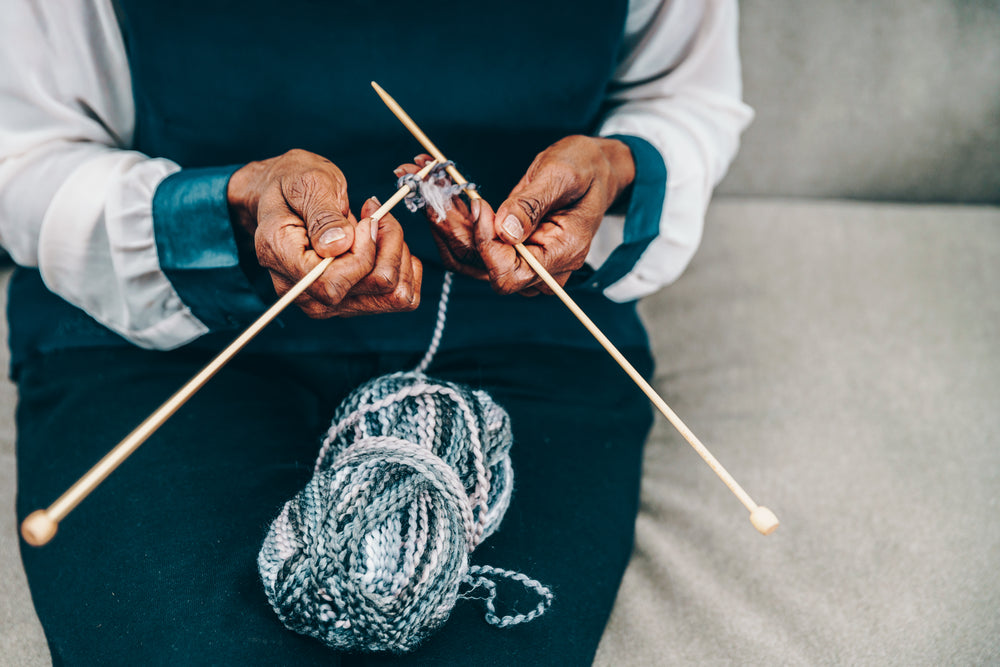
[478, 135, 635, 296]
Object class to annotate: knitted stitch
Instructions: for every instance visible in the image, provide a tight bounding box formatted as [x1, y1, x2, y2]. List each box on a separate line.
[398, 160, 475, 222]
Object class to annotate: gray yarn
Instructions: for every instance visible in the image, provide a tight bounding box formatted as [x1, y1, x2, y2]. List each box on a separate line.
[398, 160, 476, 221]
[258, 267, 552, 654]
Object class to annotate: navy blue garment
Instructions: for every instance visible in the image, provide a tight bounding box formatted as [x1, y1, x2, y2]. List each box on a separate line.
[7, 0, 669, 372]
[17, 344, 654, 666]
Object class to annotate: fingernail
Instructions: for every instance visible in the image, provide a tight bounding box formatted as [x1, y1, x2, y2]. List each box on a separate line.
[502, 215, 523, 240]
[370, 196, 381, 206]
[319, 227, 346, 245]
[393, 168, 404, 177]
[470, 199, 481, 220]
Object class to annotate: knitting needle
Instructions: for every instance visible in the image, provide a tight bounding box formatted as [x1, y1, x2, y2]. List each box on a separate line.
[20, 159, 440, 547]
[371, 81, 778, 535]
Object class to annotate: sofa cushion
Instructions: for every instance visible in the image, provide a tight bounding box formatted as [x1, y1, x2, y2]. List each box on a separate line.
[595, 198, 1000, 664]
[720, 0, 1000, 203]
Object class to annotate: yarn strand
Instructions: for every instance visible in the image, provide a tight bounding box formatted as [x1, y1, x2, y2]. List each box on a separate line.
[414, 270, 453, 375]
[462, 565, 555, 628]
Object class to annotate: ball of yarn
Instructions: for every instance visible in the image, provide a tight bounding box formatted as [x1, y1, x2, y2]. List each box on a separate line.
[258, 371, 516, 653]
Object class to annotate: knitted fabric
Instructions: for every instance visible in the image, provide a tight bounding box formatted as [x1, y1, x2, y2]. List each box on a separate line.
[397, 160, 475, 222]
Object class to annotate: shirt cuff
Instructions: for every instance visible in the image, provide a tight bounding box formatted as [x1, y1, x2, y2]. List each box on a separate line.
[584, 134, 667, 294]
[152, 166, 269, 330]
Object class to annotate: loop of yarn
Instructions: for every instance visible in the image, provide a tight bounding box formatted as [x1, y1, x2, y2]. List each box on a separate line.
[259, 371, 551, 654]
[462, 565, 555, 628]
[397, 160, 476, 221]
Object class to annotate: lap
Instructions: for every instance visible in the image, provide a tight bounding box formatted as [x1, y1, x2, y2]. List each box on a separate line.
[16, 343, 653, 666]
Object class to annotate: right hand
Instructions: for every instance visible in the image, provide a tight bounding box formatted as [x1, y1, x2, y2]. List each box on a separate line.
[228, 149, 421, 318]
[394, 155, 489, 281]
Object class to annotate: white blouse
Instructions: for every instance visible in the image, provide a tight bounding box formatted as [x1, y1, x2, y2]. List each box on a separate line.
[0, 0, 752, 349]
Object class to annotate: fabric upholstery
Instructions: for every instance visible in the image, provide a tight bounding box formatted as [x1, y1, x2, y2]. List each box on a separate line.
[720, 0, 1000, 203]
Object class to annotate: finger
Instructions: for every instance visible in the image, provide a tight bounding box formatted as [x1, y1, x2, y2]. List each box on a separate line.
[428, 227, 489, 281]
[393, 162, 421, 179]
[532, 270, 573, 296]
[279, 166, 355, 258]
[359, 196, 382, 220]
[493, 159, 582, 246]
[258, 212, 371, 311]
[254, 217, 319, 287]
[355, 198, 405, 296]
[331, 252, 423, 317]
[308, 215, 377, 309]
[270, 271, 337, 319]
[394, 244, 421, 308]
[409, 253, 423, 307]
[414, 153, 435, 167]
[516, 216, 592, 277]
[427, 196, 479, 261]
[473, 199, 540, 294]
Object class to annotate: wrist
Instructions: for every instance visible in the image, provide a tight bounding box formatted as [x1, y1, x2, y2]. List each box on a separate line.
[227, 160, 269, 238]
[597, 137, 636, 209]
[598, 137, 636, 197]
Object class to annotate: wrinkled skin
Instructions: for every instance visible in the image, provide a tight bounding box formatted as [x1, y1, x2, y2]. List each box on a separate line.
[228, 149, 421, 317]
[397, 135, 635, 296]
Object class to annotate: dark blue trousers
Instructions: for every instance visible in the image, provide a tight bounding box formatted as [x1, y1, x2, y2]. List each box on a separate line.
[16, 343, 652, 666]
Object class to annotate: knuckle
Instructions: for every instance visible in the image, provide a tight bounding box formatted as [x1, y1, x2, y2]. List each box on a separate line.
[548, 162, 579, 189]
[282, 148, 309, 161]
[370, 266, 398, 294]
[394, 281, 418, 311]
[316, 273, 350, 305]
[455, 245, 483, 268]
[491, 267, 526, 295]
[254, 237, 277, 270]
[307, 209, 345, 237]
[299, 301, 326, 319]
[282, 170, 321, 204]
[517, 196, 543, 222]
[325, 282, 350, 305]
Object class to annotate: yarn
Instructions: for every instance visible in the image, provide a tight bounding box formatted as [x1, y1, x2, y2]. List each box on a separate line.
[258, 178, 551, 653]
[398, 160, 476, 222]
[258, 372, 553, 653]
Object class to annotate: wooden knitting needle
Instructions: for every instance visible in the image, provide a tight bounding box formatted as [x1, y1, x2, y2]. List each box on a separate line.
[371, 81, 778, 535]
[20, 160, 440, 547]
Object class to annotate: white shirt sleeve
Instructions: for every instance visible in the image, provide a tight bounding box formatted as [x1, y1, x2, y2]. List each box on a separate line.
[588, 0, 754, 301]
[0, 0, 208, 348]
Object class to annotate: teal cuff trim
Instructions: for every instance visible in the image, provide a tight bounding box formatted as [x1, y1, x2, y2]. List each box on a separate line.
[584, 134, 667, 295]
[153, 166, 269, 331]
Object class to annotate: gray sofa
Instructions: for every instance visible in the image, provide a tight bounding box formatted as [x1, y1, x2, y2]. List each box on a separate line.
[3, 1, 999, 664]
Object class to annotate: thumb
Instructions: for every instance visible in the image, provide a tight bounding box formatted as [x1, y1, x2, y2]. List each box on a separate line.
[307, 198, 356, 258]
[281, 173, 355, 258]
[494, 174, 566, 245]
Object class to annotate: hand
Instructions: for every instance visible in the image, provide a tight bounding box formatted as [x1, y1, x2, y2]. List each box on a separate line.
[228, 149, 421, 318]
[398, 137, 635, 296]
[394, 154, 489, 281]
[480, 135, 635, 296]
